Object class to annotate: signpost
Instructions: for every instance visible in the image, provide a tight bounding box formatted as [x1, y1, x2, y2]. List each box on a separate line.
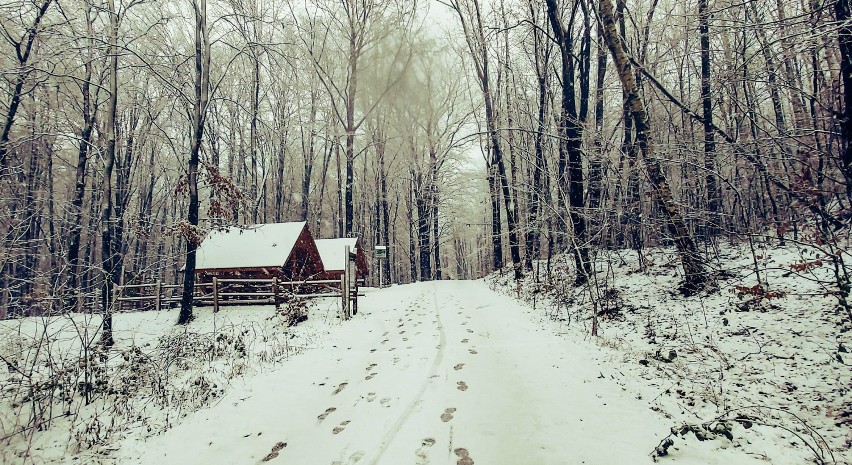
[375, 245, 387, 288]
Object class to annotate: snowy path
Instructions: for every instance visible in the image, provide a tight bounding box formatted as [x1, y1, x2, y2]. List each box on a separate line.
[118, 281, 755, 465]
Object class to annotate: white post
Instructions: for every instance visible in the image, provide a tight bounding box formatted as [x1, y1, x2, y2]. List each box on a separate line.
[344, 245, 352, 319]
[340, 274, 348, 319]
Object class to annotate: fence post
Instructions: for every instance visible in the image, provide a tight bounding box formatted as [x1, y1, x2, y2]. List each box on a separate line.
[212, 277, 219, 313]
[155, 280, 162, 311]
[272, 277, 280, 311]
[340, 274, 348, 319]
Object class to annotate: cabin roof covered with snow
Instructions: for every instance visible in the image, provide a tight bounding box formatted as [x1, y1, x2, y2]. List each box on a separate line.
[314, 238, 359, 272]
[196, 222, 308, 270]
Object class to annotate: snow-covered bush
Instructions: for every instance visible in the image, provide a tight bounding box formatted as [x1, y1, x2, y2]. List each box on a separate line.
[0, 301, 319, 462]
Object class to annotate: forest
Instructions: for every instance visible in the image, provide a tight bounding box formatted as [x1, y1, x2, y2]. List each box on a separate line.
[0, 0, 850, 325]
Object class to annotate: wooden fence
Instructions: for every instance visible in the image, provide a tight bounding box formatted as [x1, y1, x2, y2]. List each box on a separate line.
[116, 276, 361, 319]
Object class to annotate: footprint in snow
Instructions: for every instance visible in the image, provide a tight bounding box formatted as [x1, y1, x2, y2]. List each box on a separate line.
[366, 363, 377, 371]
[261, 441, 287, 462]
[380, 397, 392, 407]
[333, 383, 348, 395]
[365, 372, 377, 380]
[415, 437, 437, 465]
[366, 392, 377, 402]
[466, 329, 473, 334]
[318, 407, 336, 421]
[332, 420, 351, 434]
[461, 338, 469, 344]
[331, 450, 365, 465]
[457, 381, 468, 391]
[468, 349, 478, 355]
[441, 408, 456, 422]
[454, 363, 464, 371]
[454, 447, 474, 465]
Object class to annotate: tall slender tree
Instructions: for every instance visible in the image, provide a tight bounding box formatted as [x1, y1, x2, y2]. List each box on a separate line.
[178, 0, 211, 325]
[597, 0, 707, 293]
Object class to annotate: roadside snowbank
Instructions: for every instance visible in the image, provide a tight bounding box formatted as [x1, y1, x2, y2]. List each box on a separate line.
[489, 243, 851, 464]
[0, 298, 342, 464]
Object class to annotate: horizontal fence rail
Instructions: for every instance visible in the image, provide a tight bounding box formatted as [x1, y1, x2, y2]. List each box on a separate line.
[115, 275, 360, 318]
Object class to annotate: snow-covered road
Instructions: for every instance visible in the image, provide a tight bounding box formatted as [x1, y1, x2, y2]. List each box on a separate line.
[118, 280, 757, 465]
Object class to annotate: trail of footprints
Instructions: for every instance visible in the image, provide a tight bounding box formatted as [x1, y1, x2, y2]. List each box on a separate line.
[319, 293, 476, 463]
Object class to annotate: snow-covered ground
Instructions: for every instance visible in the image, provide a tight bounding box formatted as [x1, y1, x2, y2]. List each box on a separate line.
[490, 244, 852, 465]
[0, 298, 340, 464]
[1, 244, 849, 464]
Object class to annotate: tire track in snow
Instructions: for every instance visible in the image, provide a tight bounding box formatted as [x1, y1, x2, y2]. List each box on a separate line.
[367, 283, 446, 465]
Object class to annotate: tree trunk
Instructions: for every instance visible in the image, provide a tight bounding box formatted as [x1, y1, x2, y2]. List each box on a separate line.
[66, 10, 95, 311]
[415, 171, 432, 281]
[407, 175, 418, 282]
[598, 0, 707, 293]
[432, 185, 442, 280]
[544, 0, 590, 285]
[699, 0, 720, 238]
[837, 0, 852, 196]
[488, 163, 503, 271]
[178, 0, 210, 325]
[100, 0, 119, 346]
[525, 14, 549, 272]
[250, 49, 260, 223]
[0, 0, 52, 173]
[589, 21, 607, 219]
[379, 141, 391, 283]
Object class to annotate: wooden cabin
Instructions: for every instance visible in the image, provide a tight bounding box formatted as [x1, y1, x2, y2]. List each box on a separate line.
[194, 222, 323, 282]
[314, 238, 369, 281]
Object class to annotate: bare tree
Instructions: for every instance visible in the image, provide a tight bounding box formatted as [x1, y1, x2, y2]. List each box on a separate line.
[597, 0, 708, 293]
[445, 0, 523, 280]
[178, 0, 211, 325]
